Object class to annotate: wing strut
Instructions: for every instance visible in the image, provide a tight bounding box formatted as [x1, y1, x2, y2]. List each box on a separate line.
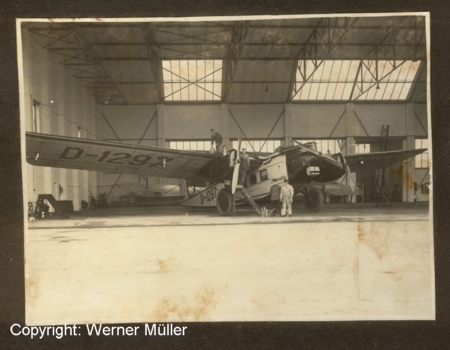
[231, 134, 242, 194]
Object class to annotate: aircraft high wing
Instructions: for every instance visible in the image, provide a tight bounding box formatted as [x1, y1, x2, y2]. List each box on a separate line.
[344, 149, 428, 172]
[26, 132, 231, 182]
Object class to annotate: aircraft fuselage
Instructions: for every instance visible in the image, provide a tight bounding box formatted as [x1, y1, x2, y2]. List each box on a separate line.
[182, 145, 348, 209]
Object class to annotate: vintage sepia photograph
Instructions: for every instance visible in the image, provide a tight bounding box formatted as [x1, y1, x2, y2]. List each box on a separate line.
[17, 13, 434, 325]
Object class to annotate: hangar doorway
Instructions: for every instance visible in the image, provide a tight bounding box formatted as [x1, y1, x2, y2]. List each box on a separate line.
[355, 139, 404, 203]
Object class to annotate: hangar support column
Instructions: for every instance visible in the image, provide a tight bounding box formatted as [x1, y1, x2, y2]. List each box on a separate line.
[157, 104, 166, 147]
[284, 103, 292, 146]
[403, 103, 416, 202]
[344, 103, 358, 142]
[221, 104, 230, 150]
[344, 103, 356, 202]
[157, 104, 166, 185]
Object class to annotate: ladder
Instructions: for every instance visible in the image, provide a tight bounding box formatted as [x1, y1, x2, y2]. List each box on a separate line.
[34, 194, 66, 218]
[376, 125, 391, 208]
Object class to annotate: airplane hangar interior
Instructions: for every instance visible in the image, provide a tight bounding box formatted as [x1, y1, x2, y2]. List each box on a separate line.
[20, 15, 434, 324]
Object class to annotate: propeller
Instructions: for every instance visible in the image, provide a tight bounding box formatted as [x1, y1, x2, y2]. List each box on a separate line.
[340, 153, 356, 194]
[231, 134, 242, 194]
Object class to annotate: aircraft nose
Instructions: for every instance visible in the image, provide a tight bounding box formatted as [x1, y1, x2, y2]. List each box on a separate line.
[328, 161, 345, 178]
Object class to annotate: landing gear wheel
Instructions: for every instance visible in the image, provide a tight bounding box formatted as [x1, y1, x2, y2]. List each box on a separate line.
[216, 189, 234, 216]
[305, 187, 324, 212]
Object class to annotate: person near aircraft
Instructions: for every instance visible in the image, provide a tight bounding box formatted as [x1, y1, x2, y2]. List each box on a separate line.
[238, 148, 251, 186]
[210, 129, 222, 151]
[270, 183, 281, 216]
[280, 180, 294, 217]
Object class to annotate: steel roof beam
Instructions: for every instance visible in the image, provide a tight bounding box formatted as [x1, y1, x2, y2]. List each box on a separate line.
[290, 17, 360, 101]
[349, 17, 426, 101]
[63, 24, 129, 105]
[95, 55, 426, 61]
[27, 17, 427, 105]
[30, 24, 129, 105]
[223, 22, 249, 102]
[84, 42, 424, 48]
[26, 22, 425, 31]
[27, 27, 79, 47]
[142, 26, 164, 102]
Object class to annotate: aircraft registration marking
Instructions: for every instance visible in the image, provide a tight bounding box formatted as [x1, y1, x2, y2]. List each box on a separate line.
[59, 146, 174, 167]
[200, 187, 218, 205]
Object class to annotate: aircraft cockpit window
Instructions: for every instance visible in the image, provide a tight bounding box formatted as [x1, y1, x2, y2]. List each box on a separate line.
[260, 169, 268, 181]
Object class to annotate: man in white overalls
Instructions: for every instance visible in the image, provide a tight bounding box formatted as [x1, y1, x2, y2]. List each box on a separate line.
[280, 180, 294, 217]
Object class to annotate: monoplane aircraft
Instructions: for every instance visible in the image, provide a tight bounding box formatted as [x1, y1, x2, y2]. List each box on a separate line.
[26, 132, 426, 215]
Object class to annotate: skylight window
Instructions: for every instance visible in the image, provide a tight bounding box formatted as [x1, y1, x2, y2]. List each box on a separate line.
[292, 60, 420, 101]
[162, 60, 222, 101]
[353, 60, 420, 101]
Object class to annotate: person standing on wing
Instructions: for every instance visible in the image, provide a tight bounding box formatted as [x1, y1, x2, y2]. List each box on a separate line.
[280, 179, 294, 217]
[210, 129, 222, 152]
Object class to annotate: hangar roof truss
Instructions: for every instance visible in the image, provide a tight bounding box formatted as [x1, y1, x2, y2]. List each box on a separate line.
[24, 15, 427, 105]
[292, 59, 420, 101]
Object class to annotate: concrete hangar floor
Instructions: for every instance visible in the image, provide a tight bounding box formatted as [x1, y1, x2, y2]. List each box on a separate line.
[25, 202, 434, 324]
